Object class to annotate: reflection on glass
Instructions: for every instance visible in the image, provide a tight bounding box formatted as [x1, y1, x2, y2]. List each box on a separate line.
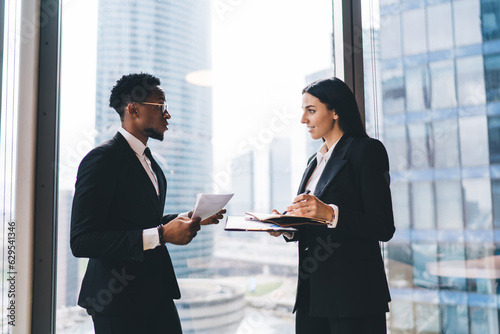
[430, 60, 457, 109]
[484, 53, 500, 102]
[406, 66, 430, 111]
[372, 0, 500, 330]
[459, 116, 489, 167]
[441, 304, 469, 334]
[433, 119, 460, 169]
[481, 0, 500, 41]
[415, 303, 440, 333]
[436, 180, 463, 230]
[391, 182, 410, 230]
[380, 11, 401, 59]
[491, 180, 500, 228]
[408, 123, 432, 169]
[427, 2, 453, 52]
[411, 181, 435, 230]
[437, 242, 467, 291]
[462, 179, 493, 230]
[488, 116, 500, 163]
[384, 124, 407, 171]
[456, 56, 486, 106]
[454, 0, 483, 47]
[402, 8, 427, 55]
[381, 68, 405, 113]
[469, 306, 500, 334]
[412, 242, 438, 289]
[388, 244, 413, 288]
[390, 300, 415, 332]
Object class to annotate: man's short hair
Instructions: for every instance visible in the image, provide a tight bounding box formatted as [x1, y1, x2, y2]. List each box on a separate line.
[109, 73, 161, 120]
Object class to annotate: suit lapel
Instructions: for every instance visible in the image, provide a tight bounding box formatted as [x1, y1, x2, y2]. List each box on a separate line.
[314, 136, 354, 198]
[297, 155, 317, 194]
[114, 133, 165, 215]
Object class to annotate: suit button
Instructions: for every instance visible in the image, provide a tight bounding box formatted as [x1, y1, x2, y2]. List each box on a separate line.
[304, 247, 309, 251]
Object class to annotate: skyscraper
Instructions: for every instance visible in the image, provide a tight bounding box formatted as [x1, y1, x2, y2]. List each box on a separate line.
[94, 0, 213, 278]
[378, 0, 500, 332]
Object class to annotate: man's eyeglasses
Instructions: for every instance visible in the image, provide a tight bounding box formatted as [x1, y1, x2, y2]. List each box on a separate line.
[135, 102, 169, 115]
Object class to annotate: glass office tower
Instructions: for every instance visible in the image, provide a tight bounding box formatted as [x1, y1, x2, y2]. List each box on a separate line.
[94, 0, 213, 278]
[375, 0, 500, 332]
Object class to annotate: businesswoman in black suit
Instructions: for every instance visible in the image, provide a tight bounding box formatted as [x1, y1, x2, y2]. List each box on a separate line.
[271, 78, 395, 333]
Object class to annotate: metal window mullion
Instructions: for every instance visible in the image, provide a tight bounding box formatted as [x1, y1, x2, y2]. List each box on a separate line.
[32, 0, 61, 333]
[341, 0, 365, 123]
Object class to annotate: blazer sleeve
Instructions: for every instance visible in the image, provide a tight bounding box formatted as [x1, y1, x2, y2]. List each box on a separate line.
[335, 139, 395, 242]
[70, 148, 144, 261]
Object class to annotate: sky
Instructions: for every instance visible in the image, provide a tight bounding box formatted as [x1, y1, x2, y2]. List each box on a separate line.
[58, 0, 334, 194]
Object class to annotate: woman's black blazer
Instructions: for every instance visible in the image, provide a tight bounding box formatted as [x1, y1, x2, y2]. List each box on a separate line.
[293, 135, 395, 318]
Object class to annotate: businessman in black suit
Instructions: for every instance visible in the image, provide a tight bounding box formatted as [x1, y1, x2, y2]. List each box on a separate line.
[271, 78, 395, 333]
[71, 73, 224, 334]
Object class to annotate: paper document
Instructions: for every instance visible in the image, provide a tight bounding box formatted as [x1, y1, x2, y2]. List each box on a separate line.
[225, 216, 297, 232]
[245, 212, 327, 226]
[191, 193, 234, 220]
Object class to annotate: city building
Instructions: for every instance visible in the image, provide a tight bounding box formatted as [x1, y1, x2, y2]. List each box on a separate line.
[94, 0, 214, 279]
[379, 0, 500, 332]
[269, 137, 292, 213]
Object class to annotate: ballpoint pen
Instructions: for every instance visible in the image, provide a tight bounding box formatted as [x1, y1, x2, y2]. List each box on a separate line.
[282, 190, 311, 215]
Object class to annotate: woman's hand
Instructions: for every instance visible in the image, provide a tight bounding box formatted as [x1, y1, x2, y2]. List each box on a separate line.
[285, 193, 334, 221]
[268, 209, 283, 237]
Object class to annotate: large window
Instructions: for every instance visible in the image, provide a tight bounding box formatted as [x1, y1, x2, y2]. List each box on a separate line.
[56, 0, 332, 333]
[364, 0, 500, 332]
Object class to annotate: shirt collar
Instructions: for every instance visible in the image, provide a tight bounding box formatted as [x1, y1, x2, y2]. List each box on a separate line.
[118, 127, 148, 157]
[316, 137, 341, 163]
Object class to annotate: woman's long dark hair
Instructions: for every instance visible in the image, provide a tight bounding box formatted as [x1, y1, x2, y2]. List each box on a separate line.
[302, 77, 368, 138]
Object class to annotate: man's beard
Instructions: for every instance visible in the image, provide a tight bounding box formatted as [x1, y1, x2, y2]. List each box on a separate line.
[144, 128, 164, 141]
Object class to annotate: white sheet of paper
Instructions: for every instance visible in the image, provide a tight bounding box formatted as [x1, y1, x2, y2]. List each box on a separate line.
[191, 193, 234, 220]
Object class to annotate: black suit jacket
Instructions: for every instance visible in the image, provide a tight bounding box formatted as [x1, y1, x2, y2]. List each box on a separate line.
[293, 135, 395, 318]
[71, 132, 179, 315]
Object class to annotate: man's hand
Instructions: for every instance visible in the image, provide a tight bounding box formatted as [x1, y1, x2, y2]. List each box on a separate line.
[162, 216, 201, 245]
[200, 209, 226, 225]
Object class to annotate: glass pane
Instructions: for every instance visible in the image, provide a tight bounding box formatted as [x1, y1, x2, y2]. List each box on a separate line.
[381, 68, 405, 114]
[456, 56, 486, 106]
[491, 179, 500, 228]
[58, 0, 332, 332]
[380, 10, 401, 59]
[481, 0, 500, 41]
[408, 122, 432, 169]
[391, 182, 410, 230]
[384, 124, 407, 171]
[433, 119, 459, 168]
[435, 180, 463, 230]
[362, 0, 498, 332]
[454, 0, 483, 47]
[462, 179, 492, 230]
[406, 66, 430, 112]
[488, 115, 500, 163]
[459, 116, 489, 167]
[427, 2, 453, 52]
[484, 53, 500, 103]
[402, 8, 427, 55]
[429, 60, 457, 109]
[411, 181, 435, 230]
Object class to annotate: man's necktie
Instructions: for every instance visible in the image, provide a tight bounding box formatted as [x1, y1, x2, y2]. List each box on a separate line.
[144, 147, 162, 195]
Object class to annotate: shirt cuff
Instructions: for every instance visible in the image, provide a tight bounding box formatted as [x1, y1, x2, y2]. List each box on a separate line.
[326, 204, 339, 228]
[143, 227, 160, 250]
